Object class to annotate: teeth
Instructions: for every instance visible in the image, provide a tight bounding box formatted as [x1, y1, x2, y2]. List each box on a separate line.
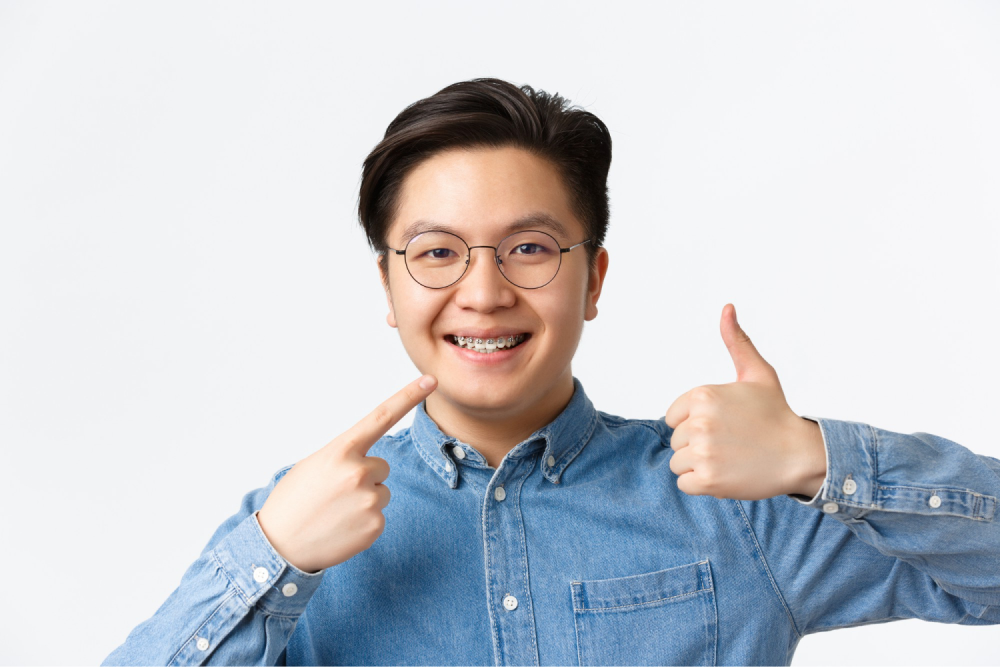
[450, 334, 525, 353]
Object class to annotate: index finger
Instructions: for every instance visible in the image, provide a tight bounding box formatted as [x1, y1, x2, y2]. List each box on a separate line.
[664, 390, 691, 430]
[338, 374, 438, 456]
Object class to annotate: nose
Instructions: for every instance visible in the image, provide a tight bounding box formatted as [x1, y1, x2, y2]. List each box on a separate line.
[452, 246, 516, 312]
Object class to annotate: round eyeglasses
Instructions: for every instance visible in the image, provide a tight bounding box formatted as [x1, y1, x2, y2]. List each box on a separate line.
[387, 230, 593, 289]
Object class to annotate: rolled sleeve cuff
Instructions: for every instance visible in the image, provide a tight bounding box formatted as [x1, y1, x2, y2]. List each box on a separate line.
[211, 510, 325, 617]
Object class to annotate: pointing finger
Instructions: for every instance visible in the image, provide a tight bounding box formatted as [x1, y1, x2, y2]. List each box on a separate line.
[337, 375, 437, 456]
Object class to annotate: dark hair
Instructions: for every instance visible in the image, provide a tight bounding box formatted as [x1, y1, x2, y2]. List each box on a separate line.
[358, 78, 612, 274]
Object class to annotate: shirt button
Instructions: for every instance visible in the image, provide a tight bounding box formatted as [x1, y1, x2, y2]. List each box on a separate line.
[842, 479, 857, 495]
[196, 637, 209, 651]
[929, 495, 942, 508]
[503, 595, 518, 611]
[547, 455, 556, 467]
[444, 461, 452, 472]
[452, 445, 466, 460]
[282, 583, 298, 597]
[253, 567, 269, 583]
[822, 502, 840, 514]
[494, 486, 506, 501]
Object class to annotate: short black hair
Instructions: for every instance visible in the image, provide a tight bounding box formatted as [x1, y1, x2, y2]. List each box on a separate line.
[358, 78, 612, 273]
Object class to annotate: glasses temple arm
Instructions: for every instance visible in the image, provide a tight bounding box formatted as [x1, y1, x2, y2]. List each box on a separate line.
[560, 238, 594, 253]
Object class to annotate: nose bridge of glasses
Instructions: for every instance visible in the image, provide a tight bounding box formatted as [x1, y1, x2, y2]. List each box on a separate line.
[464, 244, 502, 266]
[462, 247, 505, 290]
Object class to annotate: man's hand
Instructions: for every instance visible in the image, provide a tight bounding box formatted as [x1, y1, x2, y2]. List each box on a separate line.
[665, 304, 827, 500]
[256, 374, 438, 573]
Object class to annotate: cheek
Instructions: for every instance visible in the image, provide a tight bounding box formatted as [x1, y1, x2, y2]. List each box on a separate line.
[533, 289, 586, 338]
[391, 286, 446, 336]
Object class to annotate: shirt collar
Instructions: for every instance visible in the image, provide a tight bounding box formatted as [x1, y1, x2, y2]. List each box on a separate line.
[409, 377, 599, 489]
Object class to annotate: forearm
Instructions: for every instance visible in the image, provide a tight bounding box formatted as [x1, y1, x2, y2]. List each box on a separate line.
[788, 417, 1000, 607]
[104, 490, 324, 666]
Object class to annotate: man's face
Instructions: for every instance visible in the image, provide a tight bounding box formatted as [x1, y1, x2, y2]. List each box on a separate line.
[381, 146, 608, 422]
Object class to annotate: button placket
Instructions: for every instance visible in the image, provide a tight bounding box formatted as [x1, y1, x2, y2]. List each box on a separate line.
[481, 457, 538, 665]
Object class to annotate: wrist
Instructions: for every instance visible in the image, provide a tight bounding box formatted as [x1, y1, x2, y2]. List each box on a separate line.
[257, 509, 307, 572]
[788, 417, 827, 498]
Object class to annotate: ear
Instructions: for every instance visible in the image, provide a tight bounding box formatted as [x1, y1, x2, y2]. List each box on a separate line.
[584, 247, 609, 321]
[377, 256, 397, 328]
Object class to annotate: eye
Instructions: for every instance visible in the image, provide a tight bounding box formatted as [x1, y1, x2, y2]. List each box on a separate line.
[512, 243, 545, 255]
[421, 247, 457, 259]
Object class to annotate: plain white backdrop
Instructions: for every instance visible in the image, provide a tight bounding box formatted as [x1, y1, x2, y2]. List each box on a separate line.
[1, 1, 998, 665]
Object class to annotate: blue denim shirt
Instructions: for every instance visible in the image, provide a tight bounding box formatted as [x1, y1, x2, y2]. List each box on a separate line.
[104, 378, 1000, 666]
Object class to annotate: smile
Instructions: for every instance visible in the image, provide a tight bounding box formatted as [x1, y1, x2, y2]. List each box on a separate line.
[448, 334, 528, 354]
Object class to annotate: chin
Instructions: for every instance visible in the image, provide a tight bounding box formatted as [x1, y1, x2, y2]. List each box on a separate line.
[435, 373, 530, 415]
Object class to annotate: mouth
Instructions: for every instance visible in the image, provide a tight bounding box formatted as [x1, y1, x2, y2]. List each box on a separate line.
[446, 333, 530, 354]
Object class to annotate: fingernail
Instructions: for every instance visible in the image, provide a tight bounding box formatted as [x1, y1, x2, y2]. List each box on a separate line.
[419, 375, 437, 390]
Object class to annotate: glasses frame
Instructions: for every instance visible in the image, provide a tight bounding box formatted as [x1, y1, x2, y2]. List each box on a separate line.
[387, 229, 593, 290]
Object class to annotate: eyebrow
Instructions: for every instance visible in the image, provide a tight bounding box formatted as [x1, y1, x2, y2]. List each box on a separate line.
[396, 212, 570, 246]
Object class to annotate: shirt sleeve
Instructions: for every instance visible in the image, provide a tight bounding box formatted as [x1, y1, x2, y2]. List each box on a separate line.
[102, 464, 326, 666]
[739, 417, 1000, 638]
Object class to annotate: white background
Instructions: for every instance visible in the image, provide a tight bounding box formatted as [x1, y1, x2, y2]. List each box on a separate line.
[1, 1, 999, 665]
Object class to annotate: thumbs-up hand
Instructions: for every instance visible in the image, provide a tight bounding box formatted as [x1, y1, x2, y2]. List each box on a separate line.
[665, 304, 827, 500]
[256, 375, 438, 573]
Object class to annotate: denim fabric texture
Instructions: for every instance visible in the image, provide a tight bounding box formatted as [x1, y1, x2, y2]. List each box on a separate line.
[103, 378, 1000, 666]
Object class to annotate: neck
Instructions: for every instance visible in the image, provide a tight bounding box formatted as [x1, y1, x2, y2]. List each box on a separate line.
[424, 372, 575, 468]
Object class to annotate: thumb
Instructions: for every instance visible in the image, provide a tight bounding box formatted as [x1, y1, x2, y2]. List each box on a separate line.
[721, 303, 779, 385]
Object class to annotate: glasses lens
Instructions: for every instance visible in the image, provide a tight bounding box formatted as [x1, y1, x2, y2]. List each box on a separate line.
[496, 230, 562, 288]
[404, 231, 468, 288]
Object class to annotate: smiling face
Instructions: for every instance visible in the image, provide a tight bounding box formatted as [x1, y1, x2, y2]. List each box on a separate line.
[381, 146, 609, 427]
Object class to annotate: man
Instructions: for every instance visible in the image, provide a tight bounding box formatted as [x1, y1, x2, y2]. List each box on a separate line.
[104, 78, 1000, 666]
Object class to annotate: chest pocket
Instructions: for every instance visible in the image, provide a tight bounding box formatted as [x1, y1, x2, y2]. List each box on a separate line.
[570, 559, 717, 666]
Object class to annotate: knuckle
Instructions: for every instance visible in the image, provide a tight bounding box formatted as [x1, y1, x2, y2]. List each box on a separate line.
[370, 404, 394, 431]
[361, 488, 381, 510]
[698, 442, 717, 462]
[690, 416, 714, 434]
[346, 463, 369, 487]
[691, 385, 715, 403]
[700, 465, 724, 494]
